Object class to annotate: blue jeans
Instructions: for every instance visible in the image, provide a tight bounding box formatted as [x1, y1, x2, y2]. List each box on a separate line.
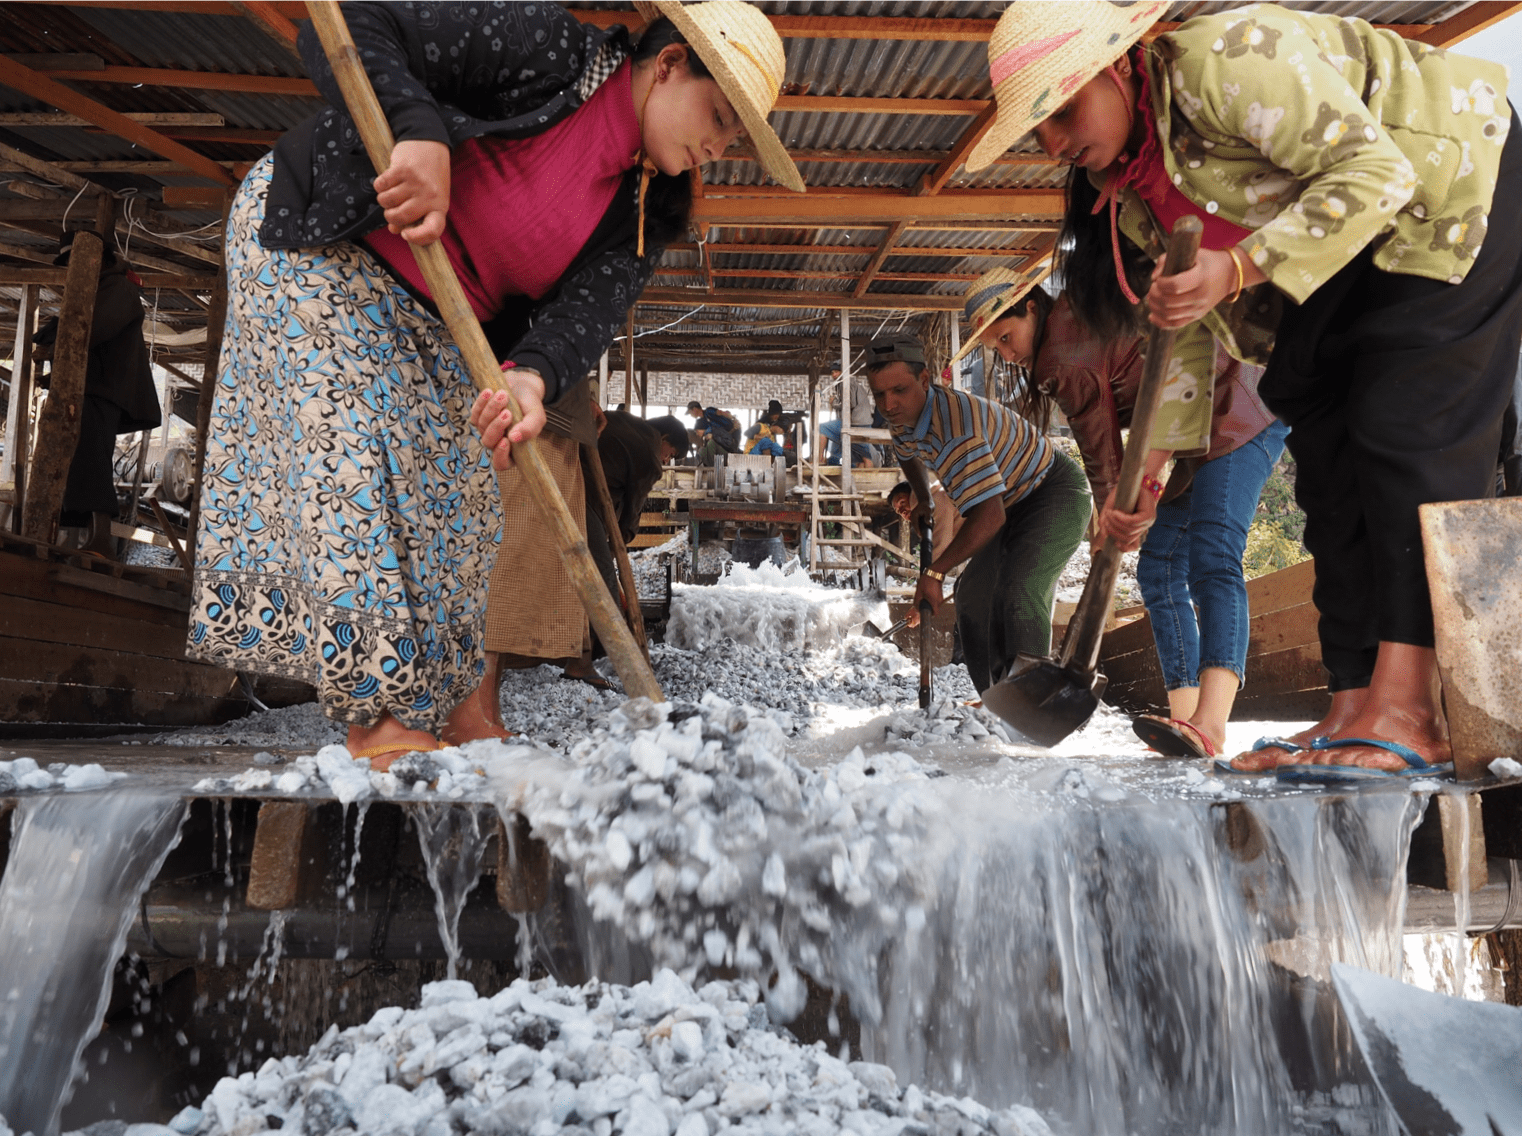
[1135, 420, 1290, 690]
[749, 438, 785, 457]
[820, 419, 875, 466]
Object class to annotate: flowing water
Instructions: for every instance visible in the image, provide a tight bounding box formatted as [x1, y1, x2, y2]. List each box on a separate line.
[411, 802, 494, 980]
[547, 737, 1425, 1136]
[0, 791, 186, 1136]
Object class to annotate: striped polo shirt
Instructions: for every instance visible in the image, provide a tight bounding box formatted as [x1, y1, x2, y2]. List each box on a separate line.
[890, 385, 1053, 514]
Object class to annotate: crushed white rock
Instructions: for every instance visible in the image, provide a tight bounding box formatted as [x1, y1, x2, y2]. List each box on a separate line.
[128, 971, 1051, 1136]
[0, 758, 126, 793]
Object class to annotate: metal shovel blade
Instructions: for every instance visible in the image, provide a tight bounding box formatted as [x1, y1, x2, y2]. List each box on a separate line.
[982, 655, 1108, 747]
[1331, 962, 1522, 1135]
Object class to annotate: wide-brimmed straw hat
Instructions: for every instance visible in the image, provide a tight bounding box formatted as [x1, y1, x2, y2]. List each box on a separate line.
[965, 1, 1168, 173]
[633, 0, 804, 192]
[948, 261, 1055, 366]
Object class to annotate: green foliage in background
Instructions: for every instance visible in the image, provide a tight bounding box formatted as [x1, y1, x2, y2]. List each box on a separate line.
[1244, 454, 1310, 579]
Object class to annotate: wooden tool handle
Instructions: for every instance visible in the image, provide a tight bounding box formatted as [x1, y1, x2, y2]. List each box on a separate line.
[918, 516, 933, 710]
[1109, 215, 1203, 517]
[1059, 216, 1203, 675]
[304, 1, 663, 703]
[581, 440, 649, 655]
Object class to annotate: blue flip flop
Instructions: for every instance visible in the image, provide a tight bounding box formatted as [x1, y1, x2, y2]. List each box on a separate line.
[1274, 736, 1454, 785]
[1211, 736, 1317, 777]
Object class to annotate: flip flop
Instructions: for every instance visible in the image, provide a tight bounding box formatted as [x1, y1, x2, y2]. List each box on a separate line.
[349, 739, 442, 773]
[1132, 715, 1218, 759]
[1212, 735, 1318, 776]
[1274, 736, 1455, 785]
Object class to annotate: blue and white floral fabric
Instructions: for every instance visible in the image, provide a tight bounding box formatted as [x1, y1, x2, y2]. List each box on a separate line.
[188, 156, 497, 729]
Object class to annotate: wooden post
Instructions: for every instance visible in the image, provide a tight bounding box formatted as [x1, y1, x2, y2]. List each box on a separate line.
[623, 310, 634, 412]
[638, 363, 648, 418]
[93, 189, 116, 242]
[186, 190, 233, 571]
[839, 309, 852, 496]
[0, 285, 38, 533]
[948, 311, 961, 388]
[22, 232, 102, 544]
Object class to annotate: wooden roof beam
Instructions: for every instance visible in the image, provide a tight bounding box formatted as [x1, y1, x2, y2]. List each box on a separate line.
[40, 66, 318, 96]
[667, 242, 1042, 258]
[1412, 1, 1522, 45]
[693, 191, 1065, 226]
[638, 286, 962, 312]
[0, 56, 236, 186]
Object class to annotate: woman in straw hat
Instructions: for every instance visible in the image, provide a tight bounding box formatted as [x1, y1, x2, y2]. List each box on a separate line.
[953, 264, 1286, 760]
[967, 2, 1522, 777]
[188, 1, 802, 767]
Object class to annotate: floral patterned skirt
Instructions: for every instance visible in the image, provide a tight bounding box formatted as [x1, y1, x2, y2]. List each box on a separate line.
[188, 155, 498, 729]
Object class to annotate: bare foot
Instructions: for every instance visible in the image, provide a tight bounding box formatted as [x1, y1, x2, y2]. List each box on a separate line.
[1227, 686, 1369, 771]
[439, 654, 516, 747]
[347, 713, 440, 772]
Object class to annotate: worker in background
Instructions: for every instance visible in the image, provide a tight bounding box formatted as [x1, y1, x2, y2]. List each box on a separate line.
[588, 408, 689, 601]
[888, 479, 963, 565]
[687, 400, 740, 464]
[819, 365, 877, 467]
[868, 333, 1089, 697]
[743, 416, 786, 457]
[33, 243, 160, 558]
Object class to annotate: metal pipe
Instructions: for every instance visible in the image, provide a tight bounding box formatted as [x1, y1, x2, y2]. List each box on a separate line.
[1404, 859, 1522, 933]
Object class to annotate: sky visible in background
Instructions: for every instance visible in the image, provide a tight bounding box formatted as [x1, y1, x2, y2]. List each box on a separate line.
[1454, 13, 1522, 83]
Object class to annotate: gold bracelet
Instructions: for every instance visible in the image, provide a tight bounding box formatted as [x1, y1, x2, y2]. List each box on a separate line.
[1225, 246, 1245, 304]
[922, 568, 946, 583]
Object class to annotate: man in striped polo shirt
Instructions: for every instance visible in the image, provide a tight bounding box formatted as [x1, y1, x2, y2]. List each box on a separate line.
[866, 334, 1091, 696]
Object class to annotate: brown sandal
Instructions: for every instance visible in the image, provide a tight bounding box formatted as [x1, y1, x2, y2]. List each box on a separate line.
[349, 739, 442, 773]
[439, 654, 518, 747]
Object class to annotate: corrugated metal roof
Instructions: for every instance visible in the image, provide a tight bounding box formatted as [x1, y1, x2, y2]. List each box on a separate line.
[0, 0, 1505, 351]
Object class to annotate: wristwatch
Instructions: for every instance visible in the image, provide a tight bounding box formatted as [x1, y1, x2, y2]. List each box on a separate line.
[922, 568, 946, 583]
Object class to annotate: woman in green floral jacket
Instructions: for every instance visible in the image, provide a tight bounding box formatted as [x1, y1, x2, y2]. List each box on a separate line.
[967, 2, 1522, 777]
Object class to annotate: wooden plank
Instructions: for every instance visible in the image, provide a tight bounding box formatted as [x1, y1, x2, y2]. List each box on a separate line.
[2, 556, 190, 623]
[628, 533, 678, 549]
[161, 186, 229, 210]
[1246, 600, 1320, 657]
[0, 268, 220, 288]
[0, 592, 191, 660]
[1244, 557, 1315, 615]
[774, 95, 985, 116]
[1, 285, 37, 533]
[22, 232, 101, 543]
[0, 56, 236, 186]
[0, 674, 242, 727]
[1231, 688, 1331, 723]
[0, 634, 234, 688]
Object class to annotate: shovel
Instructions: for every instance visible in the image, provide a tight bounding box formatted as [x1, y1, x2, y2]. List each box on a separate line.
[1331, 962, 1522, 1135]
[919, 516, 934, 709]
[983, 216, 1203, 746]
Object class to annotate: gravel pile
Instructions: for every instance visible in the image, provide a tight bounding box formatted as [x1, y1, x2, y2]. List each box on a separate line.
[1054, 541, 1141, 609]
[524, 696, 950, 1029]
[109, 971, 1050, 1136]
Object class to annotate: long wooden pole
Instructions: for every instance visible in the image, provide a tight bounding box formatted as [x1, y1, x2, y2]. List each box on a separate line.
[305, 1, 662, 703]
[580, 441, 649, 655]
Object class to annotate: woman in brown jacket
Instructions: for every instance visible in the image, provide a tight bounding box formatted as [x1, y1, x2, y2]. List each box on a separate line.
[954, 267, 1286, 759]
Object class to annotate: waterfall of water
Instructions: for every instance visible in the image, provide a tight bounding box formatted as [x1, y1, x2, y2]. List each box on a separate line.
[410, 803, 493, 980]
[0, 791, 186, 1136]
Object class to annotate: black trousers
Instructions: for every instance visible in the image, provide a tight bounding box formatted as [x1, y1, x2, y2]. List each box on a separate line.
[1259, 109, 1522, 690]
[956, 452, 1091, 694]
[60, 395, 124, 527]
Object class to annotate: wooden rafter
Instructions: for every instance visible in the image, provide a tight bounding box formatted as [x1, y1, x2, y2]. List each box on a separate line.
[40, 65, 319, 96]
[692, 191, 1066, 226]
[1412, 1, 1522, 44]
[0, 56, 236, 186]
[667, 243, 1042, 259]
[639, 287, 961, 312]
[919, 102, 1000, 197]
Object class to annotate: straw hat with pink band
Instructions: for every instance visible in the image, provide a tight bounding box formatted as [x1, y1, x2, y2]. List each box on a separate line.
[633, 0, 804, 193]
[964, 1, 1168, 174]
[947, 260, 1055, 368]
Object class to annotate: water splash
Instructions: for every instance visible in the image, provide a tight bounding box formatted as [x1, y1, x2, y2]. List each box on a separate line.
[0, 791, 186, 1136]
[411, 803, 492, 979]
